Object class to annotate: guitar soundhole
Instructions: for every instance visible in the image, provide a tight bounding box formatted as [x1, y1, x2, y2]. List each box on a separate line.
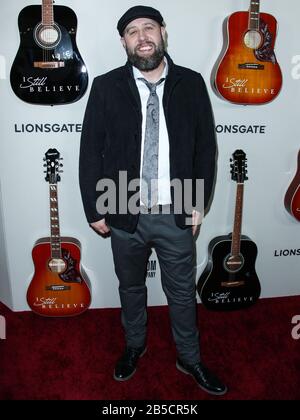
[48, 258, 67, 274]
[244, 30, 263, 49]
[224, 254, 244, 273]
[34, 23, 61, 49]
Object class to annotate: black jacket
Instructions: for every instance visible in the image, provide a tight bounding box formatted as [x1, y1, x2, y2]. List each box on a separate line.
[79, 54, 217, 233]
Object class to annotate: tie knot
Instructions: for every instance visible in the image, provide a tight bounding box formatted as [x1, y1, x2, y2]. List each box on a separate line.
[139, 78, 165, 94]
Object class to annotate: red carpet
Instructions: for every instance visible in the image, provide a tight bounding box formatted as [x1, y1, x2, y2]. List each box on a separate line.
[0, 296, 300, 400]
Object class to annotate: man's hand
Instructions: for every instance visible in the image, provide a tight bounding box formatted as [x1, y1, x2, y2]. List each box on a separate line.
[90, 219, 110, 235]
[192, 210, 203, 236]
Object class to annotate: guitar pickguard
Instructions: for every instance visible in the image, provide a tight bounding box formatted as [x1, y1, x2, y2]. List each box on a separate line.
[59, 248, 82, 283]
[255, 19, 276, 64]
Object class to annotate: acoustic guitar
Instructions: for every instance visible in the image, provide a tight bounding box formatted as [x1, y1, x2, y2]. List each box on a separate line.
[26, 149, 91, 316]
[214, 0, 282, 105]
[284, 150, 300, 222]
[197, 150, 261, 311]
[10, 0, 88, 105]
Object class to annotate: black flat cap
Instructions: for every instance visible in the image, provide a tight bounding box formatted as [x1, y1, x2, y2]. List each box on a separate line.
[117, 5, 164, 36]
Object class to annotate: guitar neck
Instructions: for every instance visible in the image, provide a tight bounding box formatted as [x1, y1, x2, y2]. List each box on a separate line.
[49, 184, 61, 258]
[42, 0, 54, 26]
[231, 183, 244, 257]
[248, 0, 260, 31]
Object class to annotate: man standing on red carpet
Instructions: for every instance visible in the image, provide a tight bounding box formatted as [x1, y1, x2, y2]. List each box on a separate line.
[79, 5, 227, 396]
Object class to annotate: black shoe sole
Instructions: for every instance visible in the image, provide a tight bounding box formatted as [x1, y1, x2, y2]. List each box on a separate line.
[113, 347, 147, 382]
[176, 361, 228, 396]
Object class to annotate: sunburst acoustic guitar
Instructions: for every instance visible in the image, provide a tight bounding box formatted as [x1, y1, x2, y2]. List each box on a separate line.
[26, 149, 91, 316]
[284, 150, 300, 222]
[214, 0, 282, 105]
[10, 0, 88, 105]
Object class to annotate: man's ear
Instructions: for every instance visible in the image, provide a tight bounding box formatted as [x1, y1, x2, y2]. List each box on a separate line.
[161, 27, 166, 41]
[120, 38, 126, 49]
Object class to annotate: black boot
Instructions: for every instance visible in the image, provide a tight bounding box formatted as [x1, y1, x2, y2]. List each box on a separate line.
[176, 359, 227, 395]
[114, 346, 147, 381]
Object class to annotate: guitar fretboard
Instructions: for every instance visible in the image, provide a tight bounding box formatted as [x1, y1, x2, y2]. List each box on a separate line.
[42, 0, 54, 26]
[49, 184, 61, 258]
[249, 0, 260, 31]
[231, 183, 244, 257]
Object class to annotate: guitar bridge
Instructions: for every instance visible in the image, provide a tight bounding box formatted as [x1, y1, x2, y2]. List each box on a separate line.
[46, 285, 71, 291]
[238, 63, 264, 70]
[221, 281, 245, 287]
[34, 61, 65, 69]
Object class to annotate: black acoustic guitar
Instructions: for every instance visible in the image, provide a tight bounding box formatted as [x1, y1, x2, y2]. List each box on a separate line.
[197, 150, 261, 311]
[10, 0, 88, 105]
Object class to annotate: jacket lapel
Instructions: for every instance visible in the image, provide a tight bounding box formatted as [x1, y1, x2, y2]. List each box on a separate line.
[116, 63, 142, 122]
[163, 53, 183, 115]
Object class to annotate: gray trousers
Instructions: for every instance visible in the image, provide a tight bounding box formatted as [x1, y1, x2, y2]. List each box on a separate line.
[110, 213, 200, 364]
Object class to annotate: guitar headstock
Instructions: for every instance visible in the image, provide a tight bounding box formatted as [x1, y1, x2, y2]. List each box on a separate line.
[230, 150, 248, 183]
[43, 148, 63, 184]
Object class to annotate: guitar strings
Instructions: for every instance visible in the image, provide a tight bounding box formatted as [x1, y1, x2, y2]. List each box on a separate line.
[42, 1, 53, 64]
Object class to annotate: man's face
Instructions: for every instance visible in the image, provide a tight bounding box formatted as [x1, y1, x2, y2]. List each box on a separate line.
[121, 18, 166, 71]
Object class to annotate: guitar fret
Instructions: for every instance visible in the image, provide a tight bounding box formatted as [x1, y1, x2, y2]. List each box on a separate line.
[249, 0, 260, 30]
[231, 184, 244, 257]
[49, 182, 61, 258]
[42, 0, 54, 26]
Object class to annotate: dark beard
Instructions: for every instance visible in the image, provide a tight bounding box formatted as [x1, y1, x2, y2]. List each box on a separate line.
[126, 40, 165, 72]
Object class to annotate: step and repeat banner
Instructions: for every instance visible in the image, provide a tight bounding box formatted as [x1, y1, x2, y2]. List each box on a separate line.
[0, 0, 299, 312]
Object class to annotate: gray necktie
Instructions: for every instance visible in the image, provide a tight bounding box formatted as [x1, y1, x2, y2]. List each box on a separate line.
[139, 77, 165, 208]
